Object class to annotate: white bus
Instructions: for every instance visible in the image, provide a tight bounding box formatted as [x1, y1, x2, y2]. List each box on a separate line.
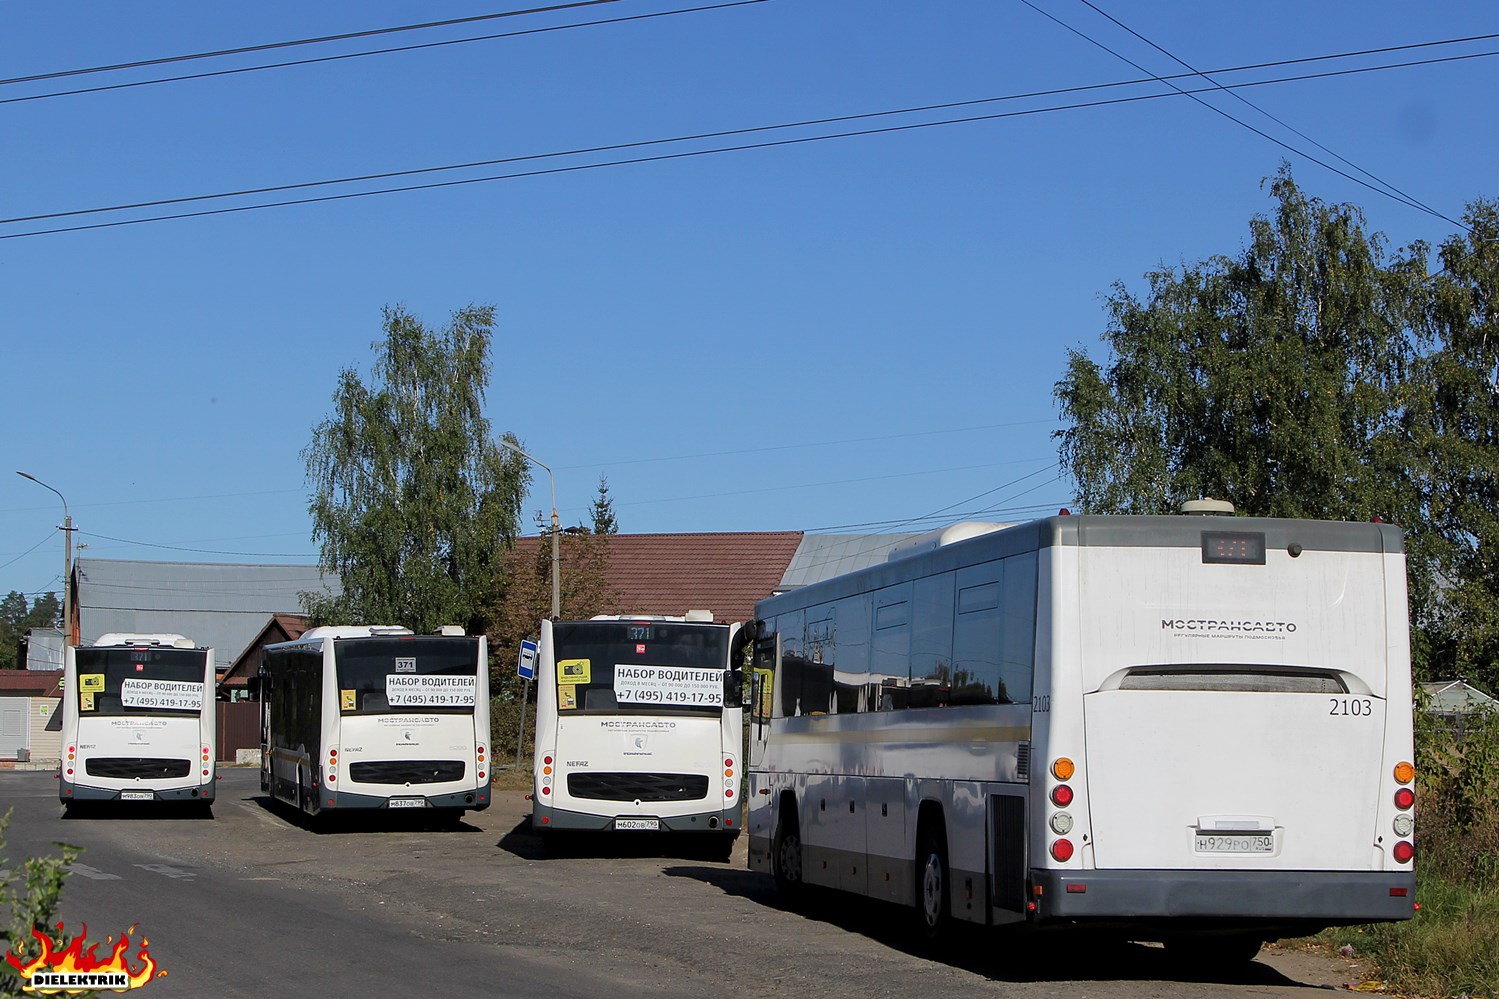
[258, 626, 491, 821]
[531, 613, 745, 859]
[60, 633, 216, 810]
[747, 509, 1417, 961]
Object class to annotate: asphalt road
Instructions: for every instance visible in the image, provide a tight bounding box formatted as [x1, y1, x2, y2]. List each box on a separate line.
[0, 769, 1368, 998]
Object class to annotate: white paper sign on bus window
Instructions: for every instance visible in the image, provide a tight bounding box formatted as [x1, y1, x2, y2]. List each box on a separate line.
[385, 674, 477, 707]
[613, 665, 723, 706]
[120, 679, 204, 711]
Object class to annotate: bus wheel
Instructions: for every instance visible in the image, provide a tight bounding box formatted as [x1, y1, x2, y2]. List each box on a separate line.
[916, 827, 951, 945]
[772, 807, 804, 898]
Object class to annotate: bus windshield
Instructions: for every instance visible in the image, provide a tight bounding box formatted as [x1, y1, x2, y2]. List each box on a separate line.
[553, 621, 730, 715]
[335, 636, 481, 714]
[74, 647, 206, 716]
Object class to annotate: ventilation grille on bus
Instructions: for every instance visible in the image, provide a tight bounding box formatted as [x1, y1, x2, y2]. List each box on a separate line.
[347, 760, 466, 785]
[85, 758, 191, 779]
[1016, 742, 1030, 782]
[1118, 667, 1348, 693]
[567, 772, 710, 802]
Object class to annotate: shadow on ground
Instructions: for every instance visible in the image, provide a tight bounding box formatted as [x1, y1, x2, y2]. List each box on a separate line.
[664, 865, 1332, 991]
[496, 817, 738, 864]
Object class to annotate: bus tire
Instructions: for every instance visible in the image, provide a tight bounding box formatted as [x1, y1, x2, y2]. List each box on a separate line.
[772, 802, 804, 899]
[915, 825, 951, 945]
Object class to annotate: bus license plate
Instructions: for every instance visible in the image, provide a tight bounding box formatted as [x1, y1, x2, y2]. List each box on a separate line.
[615, 818, 659, 831]
[1195, 833, 1273, 854]
[388, 797, 427, 809]
[120, 791, 153, 802]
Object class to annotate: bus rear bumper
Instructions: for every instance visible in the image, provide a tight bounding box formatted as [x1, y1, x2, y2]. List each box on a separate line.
[319, 785, 490, 811]
[1029, 868, 1417, 924]
[532, 800, 740, 835]
[61, 782, 215, 804]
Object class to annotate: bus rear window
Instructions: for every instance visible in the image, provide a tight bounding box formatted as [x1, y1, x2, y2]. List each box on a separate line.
[74, 647, 207, 715]
[335, 637, 480, 714]
[553, 622, 730, 715]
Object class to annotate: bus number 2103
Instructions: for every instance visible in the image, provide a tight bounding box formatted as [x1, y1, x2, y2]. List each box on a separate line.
[1330, 698, 1374, 717]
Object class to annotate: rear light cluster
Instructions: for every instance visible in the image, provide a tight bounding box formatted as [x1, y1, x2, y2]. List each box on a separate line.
[540, 755, 553, 796]
[328, 747, 338, 784]
[202, 744, 211, 777]
[66, 744, 75, 778]
[1050, 757, 1076, 862]
[724, 756, 736, 800]
[477, 744, 486, 782]
[1392, 760, 1415, 864]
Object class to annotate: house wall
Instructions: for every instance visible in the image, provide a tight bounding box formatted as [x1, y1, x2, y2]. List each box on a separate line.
[29, 697, 61, 762]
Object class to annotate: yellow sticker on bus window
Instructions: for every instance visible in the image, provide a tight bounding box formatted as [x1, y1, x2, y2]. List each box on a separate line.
[341, 689, 357, 711]
[80, 673, 105, 692]
[80, 692, 95, 712]
[558, 659, 592, 685]
[558, 684, 578, 710]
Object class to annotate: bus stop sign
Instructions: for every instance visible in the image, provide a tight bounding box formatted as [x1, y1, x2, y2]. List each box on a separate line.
[517, 639, 538, 681]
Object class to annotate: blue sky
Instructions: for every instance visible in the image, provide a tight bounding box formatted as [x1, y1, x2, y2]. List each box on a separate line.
[3, 0, 1496, 601]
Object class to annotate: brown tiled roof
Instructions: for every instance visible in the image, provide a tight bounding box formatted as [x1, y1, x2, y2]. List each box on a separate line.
[515, 532, 803, 624]
[0, 670, 63, 696]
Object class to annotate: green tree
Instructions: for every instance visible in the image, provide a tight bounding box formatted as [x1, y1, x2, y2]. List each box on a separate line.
[302, 304, 530, 634]
[1407, 200, 1499, 687]
[1055, 166, 1422, 522]
[1053, 166, 1499, 685]
[23, 594, 59, 632]
[0, 593, 27, 670]
[587, 475, 619, 535]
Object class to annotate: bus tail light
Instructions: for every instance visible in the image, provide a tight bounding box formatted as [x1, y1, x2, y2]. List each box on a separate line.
[1051, 785, 1074, 807]
[1394, 788, 1415, 810]
[1051, 839, 1075, 862]
[1393, 841, 1414, 864]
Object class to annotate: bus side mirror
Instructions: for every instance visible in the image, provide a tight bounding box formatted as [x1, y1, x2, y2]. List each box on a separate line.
[724, 668, 746, 708]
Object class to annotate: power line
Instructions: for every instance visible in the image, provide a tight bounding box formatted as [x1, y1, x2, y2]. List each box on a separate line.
[5, 44, 1494, 241]
[1, 1, 772, 107]
[0, 531, 61, 572]
[7, 36, 1491, 225]
[2, 1, 621, 86]
[76, 529, 318, 559]
[1017, 0, 1463, 228]
[1073, 0, 1446, 223]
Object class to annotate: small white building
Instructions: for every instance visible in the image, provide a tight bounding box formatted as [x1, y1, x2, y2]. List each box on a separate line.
[0, 669, 62, 765]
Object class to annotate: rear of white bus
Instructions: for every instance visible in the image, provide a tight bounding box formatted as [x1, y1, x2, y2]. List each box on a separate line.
[1029, 516, 1417, 940]
[60, 638, 216, 807]
[532, 618, 743, 849]
[315, 634, 491, 816]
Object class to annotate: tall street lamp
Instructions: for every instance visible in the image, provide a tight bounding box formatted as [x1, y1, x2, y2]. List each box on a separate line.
[16, 471, 74, 648]
[498, 442, 560, 618]
[497, 441, 560, 770]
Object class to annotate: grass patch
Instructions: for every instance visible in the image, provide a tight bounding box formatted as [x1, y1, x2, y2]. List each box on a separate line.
[1318, 702, 1499, 998]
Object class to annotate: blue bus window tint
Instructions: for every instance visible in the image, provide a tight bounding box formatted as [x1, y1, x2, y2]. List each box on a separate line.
[1000, 551, 1038, 702]
[908, 574, 954, 710]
